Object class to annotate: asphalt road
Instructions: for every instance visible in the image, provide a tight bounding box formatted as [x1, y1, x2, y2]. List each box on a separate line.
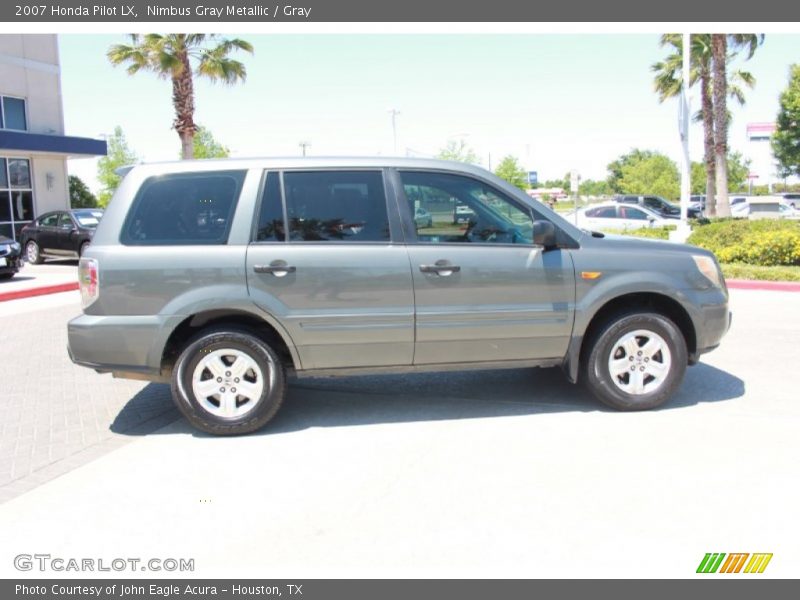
[0, 289, 797, 577]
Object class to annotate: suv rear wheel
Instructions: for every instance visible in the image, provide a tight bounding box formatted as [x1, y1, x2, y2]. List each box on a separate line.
[171, 327, 287, 435]
[583, 311, 687, 411]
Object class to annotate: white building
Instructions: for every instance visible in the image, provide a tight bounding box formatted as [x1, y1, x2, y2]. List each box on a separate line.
[745, 122, 777, 191]
[0, 34, 105, 241]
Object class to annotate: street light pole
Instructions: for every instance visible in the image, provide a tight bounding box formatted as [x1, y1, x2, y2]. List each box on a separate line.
[673, 32, 693, 243]
[299, 141, 311, 157]
[388, 108, 400, 154]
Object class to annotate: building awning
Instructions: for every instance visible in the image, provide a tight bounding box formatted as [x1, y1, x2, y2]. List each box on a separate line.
[0, 130, 107, 158]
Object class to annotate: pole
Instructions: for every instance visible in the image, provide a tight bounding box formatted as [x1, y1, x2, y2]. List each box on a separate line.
[671, 32, 692, 243]
[299, 141, 311, 156]
[388, 109, 400, 154]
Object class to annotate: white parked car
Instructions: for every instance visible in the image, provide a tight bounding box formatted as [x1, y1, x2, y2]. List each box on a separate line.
[567, 202, 670, 231]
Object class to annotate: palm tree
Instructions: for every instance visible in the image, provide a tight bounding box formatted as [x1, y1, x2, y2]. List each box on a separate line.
[108, 34, 253, 159]
[711, 34, 763, 217]
[652, 34, 757, 216]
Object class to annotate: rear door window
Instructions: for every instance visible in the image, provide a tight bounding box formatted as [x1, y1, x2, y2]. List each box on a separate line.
[282, 171, 390, 242]
[122, 171, 246, 245]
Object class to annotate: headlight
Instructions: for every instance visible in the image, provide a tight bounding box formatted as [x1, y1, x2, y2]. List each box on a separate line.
[692, 255, 723, 288]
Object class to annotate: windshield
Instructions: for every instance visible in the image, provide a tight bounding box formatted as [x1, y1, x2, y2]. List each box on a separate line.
[72, 210, 103, 228]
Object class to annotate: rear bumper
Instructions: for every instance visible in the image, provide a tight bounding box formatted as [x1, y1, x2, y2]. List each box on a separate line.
[67, 313, 170, 379]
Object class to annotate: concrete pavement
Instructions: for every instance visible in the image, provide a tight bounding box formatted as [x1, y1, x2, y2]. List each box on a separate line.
[0, 289, 797, 577]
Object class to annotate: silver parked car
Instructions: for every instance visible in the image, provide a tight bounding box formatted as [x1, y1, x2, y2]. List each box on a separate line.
[68, 158, 731, 435]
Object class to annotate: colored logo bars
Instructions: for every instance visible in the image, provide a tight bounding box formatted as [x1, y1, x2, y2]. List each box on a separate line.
[696, 553, 773, 574]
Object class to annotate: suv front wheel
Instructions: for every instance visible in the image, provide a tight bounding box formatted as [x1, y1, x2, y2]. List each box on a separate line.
[171, 328, 287, 435]
[583, 311, 687, 411]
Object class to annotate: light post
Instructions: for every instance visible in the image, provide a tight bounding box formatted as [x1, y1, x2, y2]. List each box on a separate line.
[299, 141, 311, 157]
[388, 108, 401, 154]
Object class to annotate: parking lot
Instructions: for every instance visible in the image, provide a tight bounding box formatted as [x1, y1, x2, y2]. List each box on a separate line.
[0, 280, 798, 577]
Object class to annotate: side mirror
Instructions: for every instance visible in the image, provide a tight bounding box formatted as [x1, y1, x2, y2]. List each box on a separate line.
[533, 220, 557, 249]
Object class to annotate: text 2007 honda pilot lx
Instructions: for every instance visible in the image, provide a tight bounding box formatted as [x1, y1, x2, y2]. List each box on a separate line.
[68, 158, 730, 435]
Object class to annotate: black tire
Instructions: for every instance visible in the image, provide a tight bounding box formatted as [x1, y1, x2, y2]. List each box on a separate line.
[25, 240, 44, 264]
[171, 327, 287, 435]
[79, 241, 90, 257]
[582, 311, 687, 411]
[0, 272, 14, 280]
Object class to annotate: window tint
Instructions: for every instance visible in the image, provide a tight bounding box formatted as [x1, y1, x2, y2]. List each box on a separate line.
[621, 207, 648, 220]
[643, 197, 660, 209]
[8, 159, 30, 187]
[39, 213, 59, 227]
[2, 97, 27, 131]
[122, 171, 245, 245]
[400, 171, 534, 245]
[58, 213, 73, 228]
[586, 206, 617, 218]
[255, 172, 285, 241]
[283, 171, 389, 242]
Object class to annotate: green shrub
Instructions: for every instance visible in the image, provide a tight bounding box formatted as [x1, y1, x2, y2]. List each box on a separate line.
[688, 219, 800, 266]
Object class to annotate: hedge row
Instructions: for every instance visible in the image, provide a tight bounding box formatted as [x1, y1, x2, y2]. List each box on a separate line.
[687, 219, 800, 267]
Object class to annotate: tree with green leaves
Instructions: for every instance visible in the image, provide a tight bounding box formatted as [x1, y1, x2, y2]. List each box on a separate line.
[181, 125, 230, 159]
[652, 34, 760, 216]
[97, 126, 138, 206]
[607, 149, 657, 193]
[772, 64, 800, 178]
[68, 175, 98, 208]
[691, 152, 751, 194]
[579, 179, 612, 197]
[436, 139, 480, 164]
[493, 155, 528, 190]
[611, 150, 680, 199]
[108, 34, 253, 159]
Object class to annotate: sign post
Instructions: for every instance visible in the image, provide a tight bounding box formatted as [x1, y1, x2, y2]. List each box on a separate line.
[570, 170, 580, 225]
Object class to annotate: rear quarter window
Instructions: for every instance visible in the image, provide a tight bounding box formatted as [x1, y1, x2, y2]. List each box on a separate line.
[121, 171, 246, 245]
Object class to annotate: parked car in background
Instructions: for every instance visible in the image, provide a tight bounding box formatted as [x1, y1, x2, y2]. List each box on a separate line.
[20, 209, 104, 264]
[781, 193, 800, 209]
[0, 234, 23, 279]
[567, 202, 670, 231]
[613, 195, 702, 219]
[414, 206, 433, 228]
[729, 197, 800, 219]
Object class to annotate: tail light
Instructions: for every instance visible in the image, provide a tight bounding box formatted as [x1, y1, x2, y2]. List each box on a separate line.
[78, 257, 99, 309]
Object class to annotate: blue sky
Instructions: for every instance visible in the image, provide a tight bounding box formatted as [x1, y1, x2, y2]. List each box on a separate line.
[59, 34, 800, 191]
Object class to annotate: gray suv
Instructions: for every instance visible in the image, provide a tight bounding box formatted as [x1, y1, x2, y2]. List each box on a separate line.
[67, 158, 731, 435]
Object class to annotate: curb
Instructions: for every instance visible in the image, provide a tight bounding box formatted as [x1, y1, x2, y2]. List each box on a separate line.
[726, 279, 800, 292]
[0, 282, 79, 303]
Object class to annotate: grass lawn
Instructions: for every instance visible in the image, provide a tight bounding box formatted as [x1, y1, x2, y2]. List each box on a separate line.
[721, 263, 800, 282]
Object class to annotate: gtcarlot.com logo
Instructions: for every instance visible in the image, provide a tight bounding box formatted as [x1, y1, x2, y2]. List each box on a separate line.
[697, 553, 773, 574]
[14, 554, 195, 572]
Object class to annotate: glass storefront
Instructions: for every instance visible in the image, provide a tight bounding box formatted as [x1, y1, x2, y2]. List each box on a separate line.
[0, 157, 34, 240]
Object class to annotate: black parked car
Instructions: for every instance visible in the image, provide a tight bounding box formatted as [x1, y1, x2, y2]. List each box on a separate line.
[614, 195, 702, 219]
[20, 209, 104, 264]
[0, 235, 23, 279]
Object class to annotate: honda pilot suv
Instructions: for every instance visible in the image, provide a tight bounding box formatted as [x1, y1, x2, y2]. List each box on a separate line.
[68, 158, 731, 435]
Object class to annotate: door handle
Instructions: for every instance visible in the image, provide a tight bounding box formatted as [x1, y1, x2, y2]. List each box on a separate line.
[419, 261, 461, 276]
[253, 262, 296, 277]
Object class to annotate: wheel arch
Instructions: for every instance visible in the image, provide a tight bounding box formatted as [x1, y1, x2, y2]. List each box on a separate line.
[563, 291, 697, 383]
[159, 309, 300, 376]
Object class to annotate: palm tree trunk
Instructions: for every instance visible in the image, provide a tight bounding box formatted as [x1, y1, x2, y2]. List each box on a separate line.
[172, 50, 196, 160]
[712, 34, 730, 217]
[700, 67, 717, 216]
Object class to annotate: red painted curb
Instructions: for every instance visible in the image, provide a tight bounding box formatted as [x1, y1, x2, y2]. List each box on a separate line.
[0, 282, 79, 302]
[726, 279, 800, 292]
